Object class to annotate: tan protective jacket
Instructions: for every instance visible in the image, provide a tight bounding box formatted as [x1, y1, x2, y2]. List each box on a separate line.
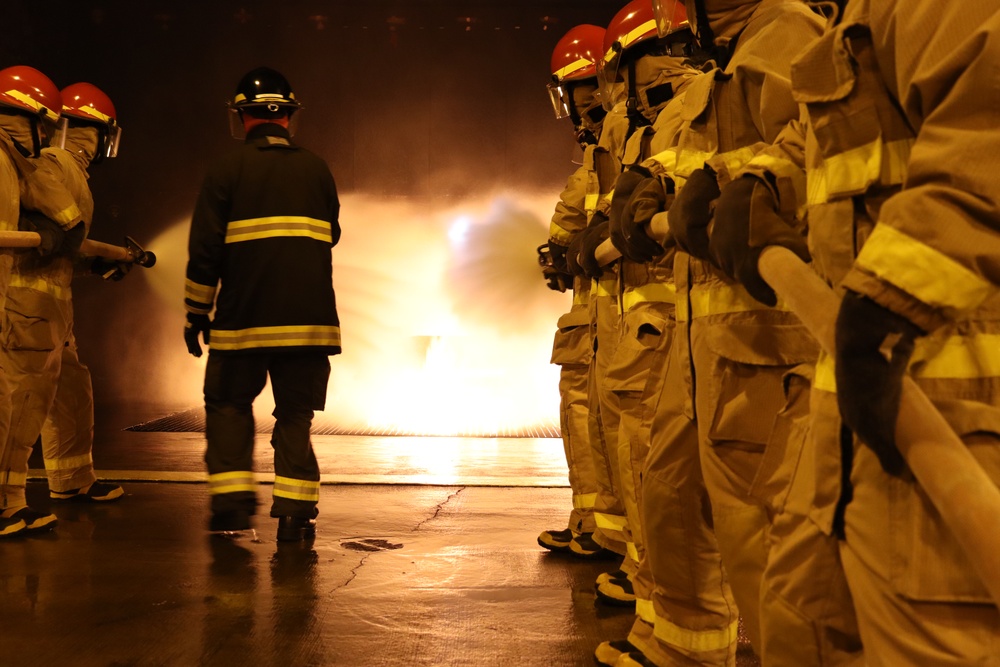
[670, 0, 824, 412]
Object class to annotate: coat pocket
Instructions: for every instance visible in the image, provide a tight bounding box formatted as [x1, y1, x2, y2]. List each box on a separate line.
[550, 308, 593, 367]
[604, 308, 670, 395]
[887, 398, 1000, 603]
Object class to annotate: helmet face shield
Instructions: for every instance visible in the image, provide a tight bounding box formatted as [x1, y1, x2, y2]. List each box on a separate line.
[653, 0, 689, 38]
[104, 124, 121, 158]
[547, 81, 572, 120]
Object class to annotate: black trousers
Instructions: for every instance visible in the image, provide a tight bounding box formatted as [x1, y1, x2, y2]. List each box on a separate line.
[204, 351, 331, 518]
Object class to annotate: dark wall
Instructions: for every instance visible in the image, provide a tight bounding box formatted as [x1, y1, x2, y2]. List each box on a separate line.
[1, 1, 622, 403]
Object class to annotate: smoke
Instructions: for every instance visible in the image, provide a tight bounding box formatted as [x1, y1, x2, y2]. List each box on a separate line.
[142, 192, 569, 434]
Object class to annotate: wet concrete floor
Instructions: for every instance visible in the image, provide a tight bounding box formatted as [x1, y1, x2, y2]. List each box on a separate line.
[3, 403, 759, 666]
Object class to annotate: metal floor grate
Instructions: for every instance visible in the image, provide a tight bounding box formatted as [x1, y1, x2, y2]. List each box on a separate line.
[126, 407, 561, 438]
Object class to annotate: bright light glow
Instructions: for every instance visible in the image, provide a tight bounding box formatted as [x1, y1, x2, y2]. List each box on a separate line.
[145, 192, 569, 436]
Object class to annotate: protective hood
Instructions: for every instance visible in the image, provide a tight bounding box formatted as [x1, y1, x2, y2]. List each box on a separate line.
[692, 0, 760, 44]
[570, 83, 607, 144]
[629, 55, 698, 123]
[0, 113, 38, 158]
[58, 125, 99, 168]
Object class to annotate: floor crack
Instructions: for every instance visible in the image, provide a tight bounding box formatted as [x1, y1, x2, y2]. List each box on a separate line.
[412, 486, 465, 532]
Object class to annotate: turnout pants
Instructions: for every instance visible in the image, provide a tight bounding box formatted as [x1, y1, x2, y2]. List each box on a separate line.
[204, 351, 330, 519]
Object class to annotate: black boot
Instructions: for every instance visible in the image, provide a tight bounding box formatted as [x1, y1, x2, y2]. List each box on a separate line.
[277, 516, 317, 542]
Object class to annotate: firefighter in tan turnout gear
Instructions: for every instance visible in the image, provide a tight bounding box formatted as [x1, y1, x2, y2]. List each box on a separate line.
[184, 67, 341, 542]
[537, 22, 610, 556]
[0, 68, 102, 535]
[0, 66, 67, 538]
[706, 0, 1000, 663]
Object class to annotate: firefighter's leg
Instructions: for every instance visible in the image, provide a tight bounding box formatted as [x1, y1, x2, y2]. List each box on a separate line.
[589, 272, 629, 555]
[204, 353, 268, 518]
[0, 287, 65, 530]
[543, 301, 597, 552]
[840, 409, 1000, 665]
[634, 333, 739, 667]
[41, 329, 100, 494]
[267, 352, 329, 519]
[759, 368, 864, 666]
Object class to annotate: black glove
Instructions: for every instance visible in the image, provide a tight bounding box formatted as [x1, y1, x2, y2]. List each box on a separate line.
[20, 209, 64, 256]
[578, 215, 611, 280]
[710, 176, 810, 306]
[537, 242, 572, 292]
[90, 257, 132, 282]
[618, 177, 669, 263]
[834, 291, 924, 476]
[608, 167, 652, 251]
[185, 313, 212, 358]
[63, 221, 86, 254]
[667, 167, 720, 261]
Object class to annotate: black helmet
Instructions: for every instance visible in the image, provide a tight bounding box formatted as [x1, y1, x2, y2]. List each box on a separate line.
[230, 66, 301, 114]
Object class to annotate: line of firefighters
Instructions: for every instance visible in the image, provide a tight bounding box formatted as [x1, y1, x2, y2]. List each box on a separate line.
[0, 67, 128, 538]
[537, 1, 1000, 665]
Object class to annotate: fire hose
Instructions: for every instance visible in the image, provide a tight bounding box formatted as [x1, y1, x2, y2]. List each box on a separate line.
[592, 216, 1000, 606]
[0, 230, 156, 267]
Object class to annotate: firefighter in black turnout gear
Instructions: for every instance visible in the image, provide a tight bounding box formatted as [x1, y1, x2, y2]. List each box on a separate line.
[184, 66, 342, 542]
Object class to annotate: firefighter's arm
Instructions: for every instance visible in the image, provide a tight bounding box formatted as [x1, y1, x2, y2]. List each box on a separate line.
[184, 169, 227, 319]
[840, 7, 1000, 332]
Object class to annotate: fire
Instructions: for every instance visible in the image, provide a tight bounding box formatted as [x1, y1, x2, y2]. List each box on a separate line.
[144, 192, 568, 436]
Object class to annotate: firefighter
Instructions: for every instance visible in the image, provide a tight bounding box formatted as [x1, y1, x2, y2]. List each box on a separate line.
[0, 66, 88, 536]
[618, 0, 833, 663]
[30, 83, 126, 505]
[587, 5, 718, 665]
[536, 23, 609, 556]
[184, 66, 341, 542]
[560, 34, 635, 562]
[711, 0, 1000, 662]
[0, 66, 61, 538]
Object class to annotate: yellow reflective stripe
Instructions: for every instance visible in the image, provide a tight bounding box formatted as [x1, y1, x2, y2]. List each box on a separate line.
[77, 105, 112, 124]
[816, 331, 1000, 396]
[815, 351, 836, 393]
[594, 511, 628, 531]
[623, 282, 676, 311]
[554, 57, 593, 80]
[911, 333, 1000, 379]
[573, 289, 590, 307]
[676, 150, 713, 179]
[549, 226, 574, 245]
[5, 89, 44, 112]
[654, 617, 739, 653]
[273, 475, 320, 502]
[9, 273, 70, 300]
[636, 597, 656, 624]
[678, 282, 791, 321]
[2, 471, 27, 486]
[573, 492, 597, 510]
[807, 137, 912, 205]
[185, 278, 217, 303]
[51, 204, 82, 226]
[855, 224, 994, 316]
[209, 325, 342, 351]
[225, 216, 332, 244]
[649, 148, 678, 174]
[594, 277, 616, 298]
[626, 541, 639, 563]
[714, 146, 760, 177]
[209, 470, 256, 495]
[585, 193, 599, 214]
[43, 453, 93, 471]
[621, 19, 657, 50]
[744, 153, 807, 217]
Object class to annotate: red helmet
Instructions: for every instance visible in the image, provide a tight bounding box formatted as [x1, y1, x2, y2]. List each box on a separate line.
[60, 82, 121, 159]
[652, 0, 691, 39]
[61, 82, 117, 126]
[0, 66, 61, 120]
[602, 0, 660, 69]
[550, 24, 606, 83]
